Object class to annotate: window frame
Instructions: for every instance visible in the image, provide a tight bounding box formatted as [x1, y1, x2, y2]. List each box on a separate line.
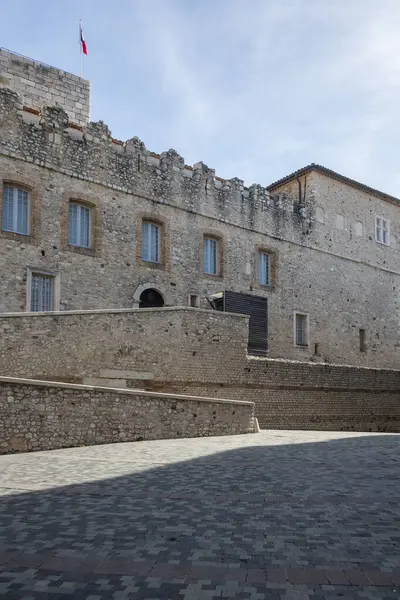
[293, 311, 309, 348]
[68, 201, 92, 249]
[258, 250, 271, 286]
[26, 268, 60, 312]
[141, 220, 161, 264]
[203, 236, 220, 276]
[1, 184, 31, 236]
[375, 216, 390, 246]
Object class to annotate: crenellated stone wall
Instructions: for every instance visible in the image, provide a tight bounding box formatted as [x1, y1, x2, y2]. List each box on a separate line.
[0, 86, 306, 239]
[0, 51, 399, 367]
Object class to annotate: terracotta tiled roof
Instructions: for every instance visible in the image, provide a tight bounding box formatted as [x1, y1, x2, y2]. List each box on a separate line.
[267, 163, 400, 206]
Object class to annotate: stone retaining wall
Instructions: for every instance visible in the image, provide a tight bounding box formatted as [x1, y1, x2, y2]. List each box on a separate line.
[0, 377, 255, 454]
[0, 308, 399, 433]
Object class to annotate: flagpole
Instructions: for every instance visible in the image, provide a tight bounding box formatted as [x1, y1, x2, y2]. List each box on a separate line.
[79, 19, 83, 78]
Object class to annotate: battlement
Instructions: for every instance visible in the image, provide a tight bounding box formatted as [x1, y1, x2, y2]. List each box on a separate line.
[0, 83, 317, 239]
[0, 48, 90, 126]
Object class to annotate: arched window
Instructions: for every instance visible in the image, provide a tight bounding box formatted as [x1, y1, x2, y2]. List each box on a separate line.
[353, 221, 363, 236]
[139, 288, 164, 308]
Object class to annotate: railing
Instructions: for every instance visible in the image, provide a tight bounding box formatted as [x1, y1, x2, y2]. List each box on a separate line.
[0, 47, 57, 70]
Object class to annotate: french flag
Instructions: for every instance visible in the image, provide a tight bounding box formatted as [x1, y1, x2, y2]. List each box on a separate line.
[79, 21, 88, 55]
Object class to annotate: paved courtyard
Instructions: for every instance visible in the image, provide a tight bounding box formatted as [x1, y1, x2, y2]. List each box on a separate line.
[0, 430, 399, 599]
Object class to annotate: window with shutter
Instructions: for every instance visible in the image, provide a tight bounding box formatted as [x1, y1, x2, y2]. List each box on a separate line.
[294, 313, 309, 347]
[68, 202, 91, 248]
[203, 237, 218, 274]
[2, 185, 30, 235]
[375, 216, 390, 246]
[258, 251, 271, 285]
[142, 221, 160, 263]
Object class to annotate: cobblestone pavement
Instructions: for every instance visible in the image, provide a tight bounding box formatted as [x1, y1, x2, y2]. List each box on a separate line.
[0, 430, 399, 599]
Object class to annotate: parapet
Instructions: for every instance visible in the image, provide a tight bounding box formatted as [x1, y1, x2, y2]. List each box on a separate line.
[0, 83, 315, 240]
[0, 48, 90, 126]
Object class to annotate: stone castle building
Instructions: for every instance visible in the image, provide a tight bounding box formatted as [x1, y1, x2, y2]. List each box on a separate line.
[0, 48, 399, 368]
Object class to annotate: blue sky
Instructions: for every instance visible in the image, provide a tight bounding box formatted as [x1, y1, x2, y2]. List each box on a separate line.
[2, 0, 400, 195]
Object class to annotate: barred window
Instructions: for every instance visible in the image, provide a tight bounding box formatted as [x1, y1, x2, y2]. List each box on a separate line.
[30, 273, 54, 312]
[2, 185, 29, 235]
[204, 237, 218, 275]
[68, 202, 91, 248]
[142, 221, 160, 263]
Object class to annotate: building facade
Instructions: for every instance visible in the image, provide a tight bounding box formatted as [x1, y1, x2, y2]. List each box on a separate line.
[0, 48, 399, 368]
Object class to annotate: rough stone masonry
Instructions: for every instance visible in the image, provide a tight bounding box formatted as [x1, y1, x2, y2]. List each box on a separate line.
[0, 307, 399, 435]
[0, 48, 399, 368]
[0, 377, 254, 453]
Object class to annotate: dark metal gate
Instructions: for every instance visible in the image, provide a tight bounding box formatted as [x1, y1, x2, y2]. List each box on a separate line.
[210, 291, 268, 356]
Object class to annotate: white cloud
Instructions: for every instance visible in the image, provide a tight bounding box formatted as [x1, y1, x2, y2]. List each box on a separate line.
[3, 0, 400, 192]
[97, 0, 400, 194]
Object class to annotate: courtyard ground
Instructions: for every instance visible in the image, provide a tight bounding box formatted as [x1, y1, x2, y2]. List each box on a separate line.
[0, 430, 399, 599]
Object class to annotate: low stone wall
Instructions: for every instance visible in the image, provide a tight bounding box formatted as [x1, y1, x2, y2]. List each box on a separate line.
[0, 308, 248, 384]
[146, 359, 400, 432]
[0, 308, 399, 433]
[0, 378, 255, 454]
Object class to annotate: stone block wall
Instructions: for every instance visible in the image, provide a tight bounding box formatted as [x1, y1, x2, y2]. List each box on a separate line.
[160, 361, 400, 432]
[0, 307, 399, 432]
[0, 308, 248, 383]
[0, 377, 255, 454]
[0, 48, 90, 125]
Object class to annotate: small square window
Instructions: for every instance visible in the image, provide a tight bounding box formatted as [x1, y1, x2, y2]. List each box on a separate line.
[204, 237, 219, 275]
[142, 221, 160, 263]
[375, 216, 390, 246]
[189, 294, 200, 308]
[294, 312, 309, 347]
[2, 185, 30, 235]
[258, 251, 271, 286]
[68, 202, 91, 248]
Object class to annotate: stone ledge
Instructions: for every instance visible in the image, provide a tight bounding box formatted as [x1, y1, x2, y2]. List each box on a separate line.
[0, 376, 254, 406]
[0, 306, 249, 319]
[248, 354, 400, 373]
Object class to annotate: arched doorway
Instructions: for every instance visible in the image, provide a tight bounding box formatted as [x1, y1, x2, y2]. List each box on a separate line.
[132, 283, 171, 308]
[139, 288, 165, 308]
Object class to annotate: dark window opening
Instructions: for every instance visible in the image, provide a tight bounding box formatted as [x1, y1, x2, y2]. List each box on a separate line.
[359, 328, 366, 352]
[189, 294, 199, 308]
[139, 288, 164, 308]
